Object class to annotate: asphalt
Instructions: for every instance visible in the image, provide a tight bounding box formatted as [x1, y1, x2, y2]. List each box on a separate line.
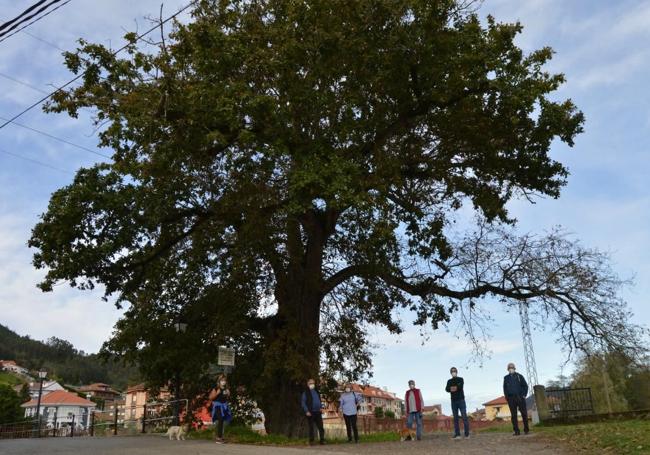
[0, 432, 566, 454]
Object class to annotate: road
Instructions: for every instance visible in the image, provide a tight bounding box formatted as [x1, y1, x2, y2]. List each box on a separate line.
[0, 433, 566, 454]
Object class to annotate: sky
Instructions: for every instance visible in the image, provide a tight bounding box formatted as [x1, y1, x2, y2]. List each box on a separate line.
[1, 0, 649, 414]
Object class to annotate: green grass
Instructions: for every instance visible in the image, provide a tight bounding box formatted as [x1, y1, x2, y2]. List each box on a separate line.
[0, 371, 24, 387]
[188, 424, 400, 445]
[536, 419, 650, 454]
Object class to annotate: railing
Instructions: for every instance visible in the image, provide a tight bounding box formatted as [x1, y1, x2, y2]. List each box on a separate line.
[0, 399, 189, 440]
[324, 415, 500, 434]
[545, 387, 594, 418]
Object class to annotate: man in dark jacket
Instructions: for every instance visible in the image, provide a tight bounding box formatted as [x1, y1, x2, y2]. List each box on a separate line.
[445, 367, 470, 439]
[301, 378, 325, 445]
[503, 362, 529, 435]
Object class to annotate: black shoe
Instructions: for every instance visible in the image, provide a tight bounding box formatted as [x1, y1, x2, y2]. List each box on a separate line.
[513, 432, 520, 436]
[524, 430, 530, 435]
[347, 439, 353, 443]
[309, 441, 316, 446]
[320, 440, 326, 445]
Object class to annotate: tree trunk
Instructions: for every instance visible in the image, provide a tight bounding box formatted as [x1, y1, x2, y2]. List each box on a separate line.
[260, 290, 322, 437]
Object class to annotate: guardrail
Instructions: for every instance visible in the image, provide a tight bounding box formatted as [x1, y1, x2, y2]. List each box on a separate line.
[0, 399, 189, 440]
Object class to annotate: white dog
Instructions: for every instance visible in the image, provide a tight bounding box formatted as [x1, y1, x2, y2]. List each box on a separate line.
[166, 425, 186, 441]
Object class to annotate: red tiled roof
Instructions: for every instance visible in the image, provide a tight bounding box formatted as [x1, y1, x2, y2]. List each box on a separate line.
[422, 405, 442, 412]
[126, 383, 146, 393]
[0, 360, 18, 366]
[483, 396, 508, 406]
[78, 383, 119, 394]
[22, 390, 96, 408]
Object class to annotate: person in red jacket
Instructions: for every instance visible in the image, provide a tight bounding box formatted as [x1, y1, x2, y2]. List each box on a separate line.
[404, 379, 424, 440]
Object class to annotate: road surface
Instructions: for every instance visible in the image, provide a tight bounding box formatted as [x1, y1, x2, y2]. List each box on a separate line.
[0, 433, 565, 454]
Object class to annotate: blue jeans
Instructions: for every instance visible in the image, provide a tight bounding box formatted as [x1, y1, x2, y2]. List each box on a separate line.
[406, 412, 422, 440]
[451, 399, 470, 436]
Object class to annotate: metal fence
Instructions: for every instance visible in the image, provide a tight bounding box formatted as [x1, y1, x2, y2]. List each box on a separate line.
[544, 387, 594, 418]
[0, 399, 188, 440]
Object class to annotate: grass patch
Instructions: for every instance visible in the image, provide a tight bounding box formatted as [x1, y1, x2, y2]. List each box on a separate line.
[0, 371, 23, 387]
[536, 419, 650, 454]
[189, 424, 400, 445]
[477, 422, 513, 433]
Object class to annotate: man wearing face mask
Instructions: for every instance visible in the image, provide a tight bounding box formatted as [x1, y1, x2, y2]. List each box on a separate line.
[404, 380, 424, 441]
[445, 367, 470, 439]
[503, 363, 529, 435]
[301, 378, 325, 445]
[339, 383, 362, 443]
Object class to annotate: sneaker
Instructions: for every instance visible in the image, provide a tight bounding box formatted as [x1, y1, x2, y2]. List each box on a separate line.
[452, 435, 462, 440]
[215, 439, 224, 444]
[464, 434, 470, 439]
[513, 432, 521, 436]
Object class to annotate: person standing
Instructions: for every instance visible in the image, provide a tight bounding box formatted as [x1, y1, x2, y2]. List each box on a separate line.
[339, 383, 362, 443]
[404, 379, 424, 441]
[445, 367, 470, 439]
[301, 378, 325, 445]
[208, 375, 232, 444]
[503, 362, 530, 435]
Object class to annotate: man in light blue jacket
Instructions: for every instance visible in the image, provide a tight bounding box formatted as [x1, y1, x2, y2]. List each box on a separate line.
[339, 383, 362, 443]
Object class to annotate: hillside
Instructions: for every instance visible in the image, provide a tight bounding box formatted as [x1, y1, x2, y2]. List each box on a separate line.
[0, 324, 139, 390]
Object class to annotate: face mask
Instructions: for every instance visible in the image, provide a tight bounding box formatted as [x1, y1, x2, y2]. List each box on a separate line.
[308, 384, 315, 390]
[345, 388, 351, 393]
[409, 384, 415, 389]
[509, 368, 516, 374]
[451, 372, 457, 377]
[220, 381, 226, 387]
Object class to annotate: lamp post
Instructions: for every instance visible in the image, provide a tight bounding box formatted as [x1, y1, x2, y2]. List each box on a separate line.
[35, 369, 47, 437]
[173, 322, 187, 426]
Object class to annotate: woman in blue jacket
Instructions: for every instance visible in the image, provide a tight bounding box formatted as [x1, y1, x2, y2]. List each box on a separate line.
[339, 384, 362, 443]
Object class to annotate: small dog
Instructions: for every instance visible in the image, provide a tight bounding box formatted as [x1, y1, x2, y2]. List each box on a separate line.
[166, 425, 186, 441]
[399, 428, 416, 441]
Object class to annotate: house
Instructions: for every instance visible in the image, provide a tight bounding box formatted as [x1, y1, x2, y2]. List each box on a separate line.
[21, 390, 96, 430]
[482, 396, 535, 421]
[469, 407, 487, 421]
[0, 360, 28, 375]
[77, 383, 122, 408]
[422, 404, 443, 418]
[322, 383, 403, 419]
[483, 396, 510, 420]
[124, 383, 171, 423]
[19, 380, 65, 400]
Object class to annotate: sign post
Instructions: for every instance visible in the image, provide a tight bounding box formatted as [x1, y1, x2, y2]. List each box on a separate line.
[208, 346, 236, 376]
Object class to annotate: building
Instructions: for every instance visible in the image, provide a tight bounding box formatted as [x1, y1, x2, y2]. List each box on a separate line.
[124, 383, 171, 423]
[21, 390, 96, 429]
[483, 396, 536, 421]
[77, 383, 122, 409]
[483, 396, 510, 420]
[322, 383, 403, 419]
[18, 380, 65, 400]
[422, 404, 443, 418]
[0, 360, 28, 375]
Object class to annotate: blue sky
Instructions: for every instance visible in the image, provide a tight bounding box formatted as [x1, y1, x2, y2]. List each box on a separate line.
[1, 0, 648, 413]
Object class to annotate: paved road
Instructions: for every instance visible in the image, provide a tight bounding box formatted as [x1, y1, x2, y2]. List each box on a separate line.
[0, 433, 565, 454]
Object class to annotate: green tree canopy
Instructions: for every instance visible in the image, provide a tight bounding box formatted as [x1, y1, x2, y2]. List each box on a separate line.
[29, 0, 646, 435]
[0, 384, 24, 425]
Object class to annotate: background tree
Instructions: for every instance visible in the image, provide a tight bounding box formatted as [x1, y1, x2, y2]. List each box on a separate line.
[29, 0, 646, 435]
[0, 384, 24, 425]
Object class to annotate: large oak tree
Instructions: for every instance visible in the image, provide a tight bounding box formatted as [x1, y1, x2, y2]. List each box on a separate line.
[29, 0, 645, 435]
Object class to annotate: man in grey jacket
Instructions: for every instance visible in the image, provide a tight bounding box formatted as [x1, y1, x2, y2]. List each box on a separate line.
[503, 363, 529, 435]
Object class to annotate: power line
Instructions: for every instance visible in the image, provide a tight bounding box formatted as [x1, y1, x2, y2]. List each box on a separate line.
[20, 29, 66, 52]
[0, 0, 72, 44]
[0, 0, 198, 132]
[0, 148, 71, 174]
[0, 115, 111, 159]
[0, 71, 49, 95]
[0, 0, 50, 33]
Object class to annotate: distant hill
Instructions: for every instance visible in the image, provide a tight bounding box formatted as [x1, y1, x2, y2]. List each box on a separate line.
[0, 324, 139, 390]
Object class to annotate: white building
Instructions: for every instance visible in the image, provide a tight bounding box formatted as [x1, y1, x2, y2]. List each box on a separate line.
[22, 380, 66, 400]
[22, 390, 96, 430]
[0, 360, 28, 375]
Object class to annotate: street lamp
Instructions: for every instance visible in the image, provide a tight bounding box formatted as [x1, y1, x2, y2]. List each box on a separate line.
[173, 322, 187, 425]
[35, 370, 47, 437]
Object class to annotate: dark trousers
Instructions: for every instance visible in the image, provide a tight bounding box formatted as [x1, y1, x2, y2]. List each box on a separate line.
[451, 399, 470, 436]
[213, 407, 225, 438]
[343, 414, 358, 442]
[506, 395, 529, 434]
[307, 412, 325, 442]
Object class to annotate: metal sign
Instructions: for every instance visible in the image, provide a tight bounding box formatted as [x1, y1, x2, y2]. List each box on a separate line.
[218, 346, 235, 366]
